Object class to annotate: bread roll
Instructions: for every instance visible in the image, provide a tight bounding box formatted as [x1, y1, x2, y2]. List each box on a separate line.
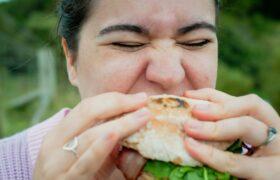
[123, 95, 232, 167]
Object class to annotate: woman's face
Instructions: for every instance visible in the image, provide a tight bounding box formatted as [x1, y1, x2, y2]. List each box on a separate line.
[66, 0, 218, 99]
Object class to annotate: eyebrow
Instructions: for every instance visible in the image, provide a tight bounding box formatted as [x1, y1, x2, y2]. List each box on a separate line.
[99, 24, 149, 36]
[98, 22, 216, 36]
[177, 22, 216, 35]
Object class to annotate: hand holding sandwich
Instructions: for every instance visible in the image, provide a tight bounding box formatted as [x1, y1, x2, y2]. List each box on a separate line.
[184, 88, 280, 179]
[33, 92, 152, 180]
[33, 90, 280, 180]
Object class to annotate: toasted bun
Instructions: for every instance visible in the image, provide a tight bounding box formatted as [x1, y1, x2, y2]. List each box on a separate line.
[123, 95, 232, 167]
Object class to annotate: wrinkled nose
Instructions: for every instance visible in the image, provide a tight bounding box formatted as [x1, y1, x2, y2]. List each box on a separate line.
[145, 43, 185, 90]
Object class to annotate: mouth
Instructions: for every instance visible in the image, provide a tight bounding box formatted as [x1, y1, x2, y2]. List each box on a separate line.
[130, 92, 186, 97]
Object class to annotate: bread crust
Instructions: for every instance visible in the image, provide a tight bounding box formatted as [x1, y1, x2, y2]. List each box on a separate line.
[123, 95, 232, 167]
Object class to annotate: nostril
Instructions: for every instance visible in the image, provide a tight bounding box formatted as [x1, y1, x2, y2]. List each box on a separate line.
[161, 75, 183, 89]
[145, 54, 185, 89]
[146, 67, 185, 90]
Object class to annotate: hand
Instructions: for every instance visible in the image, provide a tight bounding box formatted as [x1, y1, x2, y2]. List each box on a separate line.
[33, 92, 152, 180]
[183, 88, 280, 179]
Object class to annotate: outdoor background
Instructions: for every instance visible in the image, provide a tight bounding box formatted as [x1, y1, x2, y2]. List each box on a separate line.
[0, 0, 279, 138]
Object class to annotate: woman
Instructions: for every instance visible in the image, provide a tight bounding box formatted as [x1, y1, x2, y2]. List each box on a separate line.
[1, 0, 279, 179]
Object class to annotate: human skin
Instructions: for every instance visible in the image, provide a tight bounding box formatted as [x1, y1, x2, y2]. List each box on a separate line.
[33, 0, 280, 179]
[66, 0, 218, 98]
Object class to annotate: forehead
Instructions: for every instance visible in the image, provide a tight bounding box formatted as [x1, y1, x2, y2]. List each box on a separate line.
[87, 0, 216, 34]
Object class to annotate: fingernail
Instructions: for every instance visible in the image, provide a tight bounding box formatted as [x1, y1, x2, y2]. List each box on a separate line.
[187, 120, 202, 129]
[134, 92, 147, 100]
[194, 104, 209, 111]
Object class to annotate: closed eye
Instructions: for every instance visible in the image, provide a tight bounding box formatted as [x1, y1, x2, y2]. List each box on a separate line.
[178, 39, 211, 48]
[112, 42, 145, 48]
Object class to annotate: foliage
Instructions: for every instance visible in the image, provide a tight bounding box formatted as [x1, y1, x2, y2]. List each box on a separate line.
[216, 63, 254, 96]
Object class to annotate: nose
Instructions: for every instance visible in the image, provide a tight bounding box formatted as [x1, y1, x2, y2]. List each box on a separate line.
[146, 41, 185, 90]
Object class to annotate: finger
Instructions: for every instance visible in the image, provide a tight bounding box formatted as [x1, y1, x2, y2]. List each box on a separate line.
[53, 108, 152, 170]
[49, 92, 148, 147]
[67, 132, 119, 180]
[108, 168, 126, 180]
[191, 94, 280, 128]
[231, 94, 279, 128]
[253, 135, 280, 157]
[184, 116, 268, 147]
[92, 154, 117, 179]
[117, 148, 146, 179]
[78, 107, 152, 153]
[185, 137, 261, 179]
[112, 144, 123, 159]
[184, 88, 234, 103]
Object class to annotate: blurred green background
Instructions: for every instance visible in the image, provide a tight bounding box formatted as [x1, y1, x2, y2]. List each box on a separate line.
[0, 0, 279, 138]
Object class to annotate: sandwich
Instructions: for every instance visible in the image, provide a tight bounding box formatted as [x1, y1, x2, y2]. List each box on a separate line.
[122, 95, 241, 180]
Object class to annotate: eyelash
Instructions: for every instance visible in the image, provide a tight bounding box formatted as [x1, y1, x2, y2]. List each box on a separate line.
[111, 39, 211, 50]
[112, 42, 144, 48]
[178, 39, 211, 47]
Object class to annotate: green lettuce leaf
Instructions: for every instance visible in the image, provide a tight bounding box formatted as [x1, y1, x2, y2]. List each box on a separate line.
[143, 160, 177, 179]
[143, 140, 242, 180]
[143, 160, 235, 180]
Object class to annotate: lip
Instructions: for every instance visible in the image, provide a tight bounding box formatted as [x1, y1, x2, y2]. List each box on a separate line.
[135, 92, 186, 97]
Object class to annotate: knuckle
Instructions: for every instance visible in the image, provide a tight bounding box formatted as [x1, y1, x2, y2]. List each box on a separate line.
[106, 130, 120, 142]
[246, 94, 262, 107]
[211, 122, 221, 139]
[247, 94, 261, 102]
[208, 145, 215, 158]
[219, 103, 229, 117]
[108, 92, 126, 107]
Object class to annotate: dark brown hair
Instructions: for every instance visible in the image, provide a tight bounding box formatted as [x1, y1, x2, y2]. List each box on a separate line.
[58, 0, 220, 52]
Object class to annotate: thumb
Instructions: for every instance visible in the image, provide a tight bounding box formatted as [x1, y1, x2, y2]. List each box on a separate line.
[116, 148, 147, 179]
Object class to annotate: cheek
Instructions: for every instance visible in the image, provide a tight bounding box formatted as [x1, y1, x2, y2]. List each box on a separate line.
[81, 50, 146, 94]
[102, 58, 143, 89]
[182, 50, 218, 88]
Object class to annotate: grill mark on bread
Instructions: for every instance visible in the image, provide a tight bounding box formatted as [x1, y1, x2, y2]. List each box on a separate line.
[174, 98, 189, 108]
[150, 97, 189, 110]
